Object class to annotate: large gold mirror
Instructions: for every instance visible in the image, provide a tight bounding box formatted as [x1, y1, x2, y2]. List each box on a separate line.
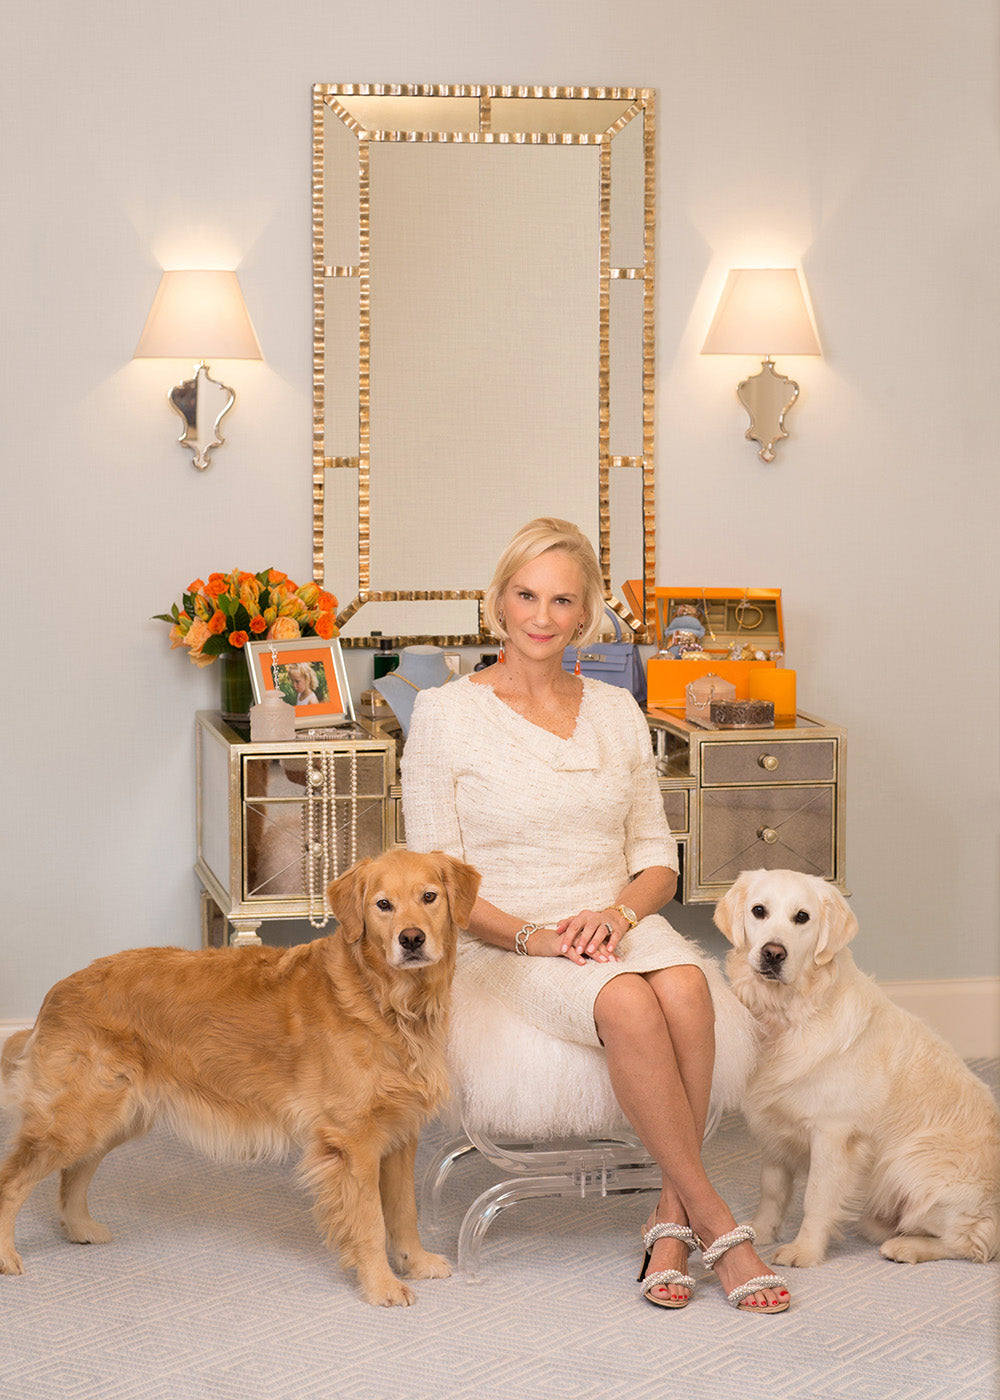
[313, 84, 656, 645]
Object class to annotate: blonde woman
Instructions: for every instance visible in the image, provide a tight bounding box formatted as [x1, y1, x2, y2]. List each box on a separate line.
[401, 518, 788, 1313]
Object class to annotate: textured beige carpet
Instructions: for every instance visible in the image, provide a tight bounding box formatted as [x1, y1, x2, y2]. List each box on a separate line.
[0, 1061, 997, 1400]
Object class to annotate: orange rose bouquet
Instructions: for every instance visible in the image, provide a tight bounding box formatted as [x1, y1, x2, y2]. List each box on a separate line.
[155, 569, 338, 667]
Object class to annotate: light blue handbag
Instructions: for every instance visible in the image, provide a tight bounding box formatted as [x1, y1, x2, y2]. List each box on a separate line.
[562, 607, 646, 705]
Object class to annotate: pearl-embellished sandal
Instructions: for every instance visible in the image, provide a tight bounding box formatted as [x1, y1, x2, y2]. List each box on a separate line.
[637, 1222, 698, 1309]
[700, 1224, 790, 1313]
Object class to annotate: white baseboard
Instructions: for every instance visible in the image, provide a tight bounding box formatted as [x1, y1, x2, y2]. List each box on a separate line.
[879, 978, 999, 1059]
[3, 980, 999, 1060]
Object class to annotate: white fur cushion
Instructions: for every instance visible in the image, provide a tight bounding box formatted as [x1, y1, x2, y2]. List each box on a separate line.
[446, 958, 758, 1140]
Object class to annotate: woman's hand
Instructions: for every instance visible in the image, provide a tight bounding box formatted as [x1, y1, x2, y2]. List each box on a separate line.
[550, 908, 627, 964]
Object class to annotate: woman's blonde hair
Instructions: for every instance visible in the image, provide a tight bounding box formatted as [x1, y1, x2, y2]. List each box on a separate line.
[483, 517, 606, 647]
[286, 662, 317, 686]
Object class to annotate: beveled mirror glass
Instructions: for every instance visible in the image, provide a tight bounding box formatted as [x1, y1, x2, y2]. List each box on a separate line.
[313, 84, 656, 645]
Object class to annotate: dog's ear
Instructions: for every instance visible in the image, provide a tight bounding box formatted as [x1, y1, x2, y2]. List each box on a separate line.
[326, 859, 372, 944]
[713, 872, 754, 946]
[437, 853, 481, 929]
[814, 884, 859, 964]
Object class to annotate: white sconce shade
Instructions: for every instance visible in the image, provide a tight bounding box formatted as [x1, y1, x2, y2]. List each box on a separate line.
[702, 268, 820, 461]
[702, 268, 820, 357]
[134, 270, 262, 470]
[134, 270, 262, 361]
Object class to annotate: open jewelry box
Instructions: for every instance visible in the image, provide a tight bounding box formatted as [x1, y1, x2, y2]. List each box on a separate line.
[625, 584, 784, 711]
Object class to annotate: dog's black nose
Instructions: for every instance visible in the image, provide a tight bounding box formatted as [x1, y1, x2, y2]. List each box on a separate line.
[762, 942, 787, 967]
[398, 929, 426, 953]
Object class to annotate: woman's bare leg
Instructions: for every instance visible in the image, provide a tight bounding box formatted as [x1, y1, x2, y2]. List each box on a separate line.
[595, 969, 786, 1309]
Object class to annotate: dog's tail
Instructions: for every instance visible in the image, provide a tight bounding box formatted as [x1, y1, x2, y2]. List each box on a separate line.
[0, 1029, 32, 1109]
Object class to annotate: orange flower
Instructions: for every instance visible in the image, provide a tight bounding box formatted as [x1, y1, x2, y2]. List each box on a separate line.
[314, 612, 337, 639]
[249, 615, 267, 634]
[188, 578, 206, 594]
[268, 616, 302, 641]
[205, 577, 228, 598]
[267, 569, 288, 585]
[168, 620, 189, 649]
[183, 616, 213, 660]
[207, 611, 227, 635]
[317, 590, 337, 612]
[229, 631, 249, 649]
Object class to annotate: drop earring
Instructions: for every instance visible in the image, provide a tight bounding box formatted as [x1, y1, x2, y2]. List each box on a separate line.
[498, 610, 505, 664]
[574, 620, 583, 676]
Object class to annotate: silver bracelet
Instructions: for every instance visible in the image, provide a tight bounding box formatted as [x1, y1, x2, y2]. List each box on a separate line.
[514, 922, 540, 956]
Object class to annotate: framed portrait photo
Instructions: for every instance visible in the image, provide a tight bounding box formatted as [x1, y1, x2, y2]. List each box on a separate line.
[246, 638, 355, 728]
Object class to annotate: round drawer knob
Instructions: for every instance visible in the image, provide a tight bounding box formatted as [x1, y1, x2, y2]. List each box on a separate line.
[757, 827, 779, 844]
[758, 754, 779, 772]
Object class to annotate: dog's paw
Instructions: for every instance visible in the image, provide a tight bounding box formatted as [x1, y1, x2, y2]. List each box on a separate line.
[879, 1235, 952, 1265]
[63, 1218, 112, 1245]
[0, 1249, 25, 1276]
[399, 1249, 451, 1281]
[360, 1270, 417, 1307]
[771, 1237, 827, 1269]
[751, 1214, 781, 1246]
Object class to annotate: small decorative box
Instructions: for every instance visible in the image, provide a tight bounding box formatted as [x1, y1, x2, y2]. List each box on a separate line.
[709, 698, 775, 728]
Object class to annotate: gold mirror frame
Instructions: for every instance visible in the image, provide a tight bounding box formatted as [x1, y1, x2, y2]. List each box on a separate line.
[312, 83, 656, 645]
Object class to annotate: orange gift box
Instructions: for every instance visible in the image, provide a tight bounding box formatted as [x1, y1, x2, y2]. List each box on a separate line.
[625, 584, 785, 712]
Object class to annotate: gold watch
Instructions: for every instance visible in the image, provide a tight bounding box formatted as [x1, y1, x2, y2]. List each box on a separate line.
[615, 903, 638, 929]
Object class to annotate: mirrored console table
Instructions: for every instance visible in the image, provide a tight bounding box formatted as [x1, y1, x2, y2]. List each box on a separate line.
[195, 704, 846, 944]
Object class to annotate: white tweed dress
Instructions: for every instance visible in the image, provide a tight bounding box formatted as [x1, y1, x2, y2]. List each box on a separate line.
[401, 675, 714, 1049]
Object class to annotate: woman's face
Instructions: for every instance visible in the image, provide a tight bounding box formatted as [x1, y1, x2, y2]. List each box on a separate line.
[501, 549, 587, 666]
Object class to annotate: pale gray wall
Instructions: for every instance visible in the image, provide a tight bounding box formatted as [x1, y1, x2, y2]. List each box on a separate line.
[2, 0, 997, 1020]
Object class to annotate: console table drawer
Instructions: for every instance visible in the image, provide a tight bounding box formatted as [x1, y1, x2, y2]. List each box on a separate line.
[701, 738, 837, 787]
[698, 786, 836, 888]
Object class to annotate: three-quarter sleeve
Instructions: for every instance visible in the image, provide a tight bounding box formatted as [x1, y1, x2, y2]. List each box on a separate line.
[621, 694, 679, 876]
[400, 688, 466, 860]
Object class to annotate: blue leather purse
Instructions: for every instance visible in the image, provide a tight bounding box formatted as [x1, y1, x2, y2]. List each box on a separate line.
[562, 608, 646, 705]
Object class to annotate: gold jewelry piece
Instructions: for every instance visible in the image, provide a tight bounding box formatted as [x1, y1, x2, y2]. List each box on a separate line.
[735, 594, 764, 631]
[515, 922, 540, 956]
[387, 670, 455, 694]
[615, 903, 638, 929]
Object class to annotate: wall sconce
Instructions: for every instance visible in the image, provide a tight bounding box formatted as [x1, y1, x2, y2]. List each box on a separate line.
[133, 270, 262, 470]
[702, 268, 820, 462]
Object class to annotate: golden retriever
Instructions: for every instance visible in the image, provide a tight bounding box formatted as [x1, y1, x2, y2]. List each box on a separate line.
[716, 869, 1000, 1267]
[0, 849, 480, 1306]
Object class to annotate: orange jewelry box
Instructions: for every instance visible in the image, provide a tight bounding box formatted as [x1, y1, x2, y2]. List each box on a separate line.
[624, 584, 784, 711]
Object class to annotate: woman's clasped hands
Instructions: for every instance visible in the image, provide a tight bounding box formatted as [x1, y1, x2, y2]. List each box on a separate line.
[526, 908, 628, 964]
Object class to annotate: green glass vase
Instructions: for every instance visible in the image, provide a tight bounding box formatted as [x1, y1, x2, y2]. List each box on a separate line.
[218, 651, 254, 722]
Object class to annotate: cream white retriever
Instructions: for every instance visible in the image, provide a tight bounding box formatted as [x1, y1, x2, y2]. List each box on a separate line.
[716, 869, 1000, 1267]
